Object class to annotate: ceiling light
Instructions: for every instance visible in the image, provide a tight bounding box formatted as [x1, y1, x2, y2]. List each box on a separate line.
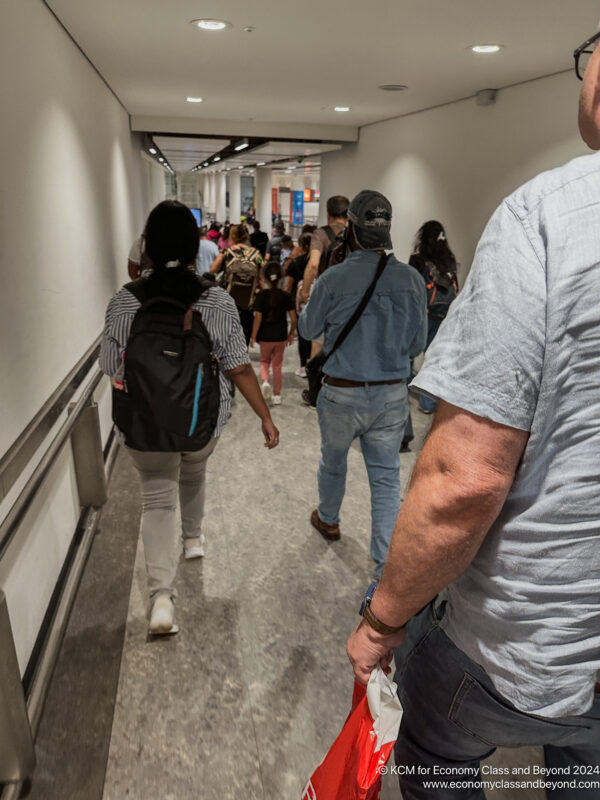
[256, 161, 266, 166]
[191, 19, 231, 31]
[203, 161, 209, 166]
[186, 96, 204, 103]
[158, 157, 164, 162]
[334, 106, 350, 112]
[149, 147, 157, 154]
[379, 84, 408, 92]
[234, 138, 249, 151]
[471, 44, 502, 54]
[213, 156, 221, 162]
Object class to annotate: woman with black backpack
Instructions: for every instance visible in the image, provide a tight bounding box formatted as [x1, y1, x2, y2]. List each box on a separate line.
[100, 201, 279, 635]
[409, 220, 459, 415]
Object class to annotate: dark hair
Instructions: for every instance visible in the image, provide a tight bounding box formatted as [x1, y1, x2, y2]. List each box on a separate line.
[265, 263, 282, 314]
[273, 219, 285, 232]
[298, 233, 311, 251]
[221, 225, 231, 240]
[142, 201, 202, 306]
[199, 225, 208, 237]
[144, 200, 199, 271]
[301, 223, 316, 235]
[253, 220, 261, 230]
[209, 221, 221, 232]
[326, 195, 349, 219]
[413, 220, 456, 271]
[281, 235, 293, 247]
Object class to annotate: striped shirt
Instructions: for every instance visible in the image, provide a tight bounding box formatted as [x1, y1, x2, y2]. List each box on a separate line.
[99, 283, 250, 437]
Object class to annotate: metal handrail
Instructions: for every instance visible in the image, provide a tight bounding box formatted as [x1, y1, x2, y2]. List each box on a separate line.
[0, 368, 104, 562]
[0, 336, 102, 505]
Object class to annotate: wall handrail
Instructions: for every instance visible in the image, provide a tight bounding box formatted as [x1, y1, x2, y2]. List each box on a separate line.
[0, 335, 102, 506]
[0, 368, 104, 562]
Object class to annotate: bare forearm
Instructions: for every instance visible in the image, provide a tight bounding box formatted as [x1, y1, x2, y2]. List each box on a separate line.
[228, 364, 271, 421]
[371, 404, 527, 627]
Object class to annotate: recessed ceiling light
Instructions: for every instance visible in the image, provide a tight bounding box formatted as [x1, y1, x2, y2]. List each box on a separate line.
[379, 84, 408, 92]
[213, 156, 221, 162]
[186, 96, 204, 103]
[334, 106, 350, 112]
[191, 19, 231, 31]
[203, 161, 209, 166]
[149, 147, 157, 154]
[470, 44, 502, 54]
[256, 162, 266, 166]
[158, 157, 164, 162]
[234, 138, 249, 151]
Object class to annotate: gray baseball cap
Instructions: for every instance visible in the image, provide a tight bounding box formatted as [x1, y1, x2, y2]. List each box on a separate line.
[347, 190, 393, 250]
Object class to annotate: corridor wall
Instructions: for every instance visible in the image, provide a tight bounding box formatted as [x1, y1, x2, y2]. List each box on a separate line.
[0, 1, 164, 672]
[319, 71, 589, 283]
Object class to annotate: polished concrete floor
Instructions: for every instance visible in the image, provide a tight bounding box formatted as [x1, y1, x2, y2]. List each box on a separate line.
[30, 346, 545, 799]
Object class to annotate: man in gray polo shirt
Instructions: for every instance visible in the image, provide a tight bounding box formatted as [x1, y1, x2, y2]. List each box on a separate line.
[347, 24, 600, 799]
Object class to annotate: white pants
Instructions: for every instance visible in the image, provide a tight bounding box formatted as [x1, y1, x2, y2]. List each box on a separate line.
[126, 437, 219, 599]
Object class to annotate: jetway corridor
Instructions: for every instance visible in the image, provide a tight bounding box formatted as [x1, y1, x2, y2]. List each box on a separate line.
[1, 349, 544, 800]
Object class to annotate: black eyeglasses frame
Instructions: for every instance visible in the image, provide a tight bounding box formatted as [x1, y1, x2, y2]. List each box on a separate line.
[574, 31, 600, 80]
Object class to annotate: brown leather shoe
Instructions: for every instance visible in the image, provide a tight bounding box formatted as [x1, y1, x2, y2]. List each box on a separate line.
[311, 509, 341, 541]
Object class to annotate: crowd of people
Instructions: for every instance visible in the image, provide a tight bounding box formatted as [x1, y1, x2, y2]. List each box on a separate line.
[100, 32, 600, 791]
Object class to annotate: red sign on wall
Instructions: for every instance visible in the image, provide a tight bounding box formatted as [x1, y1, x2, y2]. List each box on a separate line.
[272, 187, 279, 214]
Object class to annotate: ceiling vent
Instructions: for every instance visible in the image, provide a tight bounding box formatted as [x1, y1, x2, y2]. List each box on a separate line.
[379, 84, 408, 91]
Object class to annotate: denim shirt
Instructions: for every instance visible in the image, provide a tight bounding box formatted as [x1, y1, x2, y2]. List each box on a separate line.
[298, 250, 427, 382]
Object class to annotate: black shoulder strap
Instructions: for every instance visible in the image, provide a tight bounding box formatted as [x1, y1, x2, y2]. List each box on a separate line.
[125, 277, 148, 303]
[325, 252, 389, 362]
[323, 225, 336, 245]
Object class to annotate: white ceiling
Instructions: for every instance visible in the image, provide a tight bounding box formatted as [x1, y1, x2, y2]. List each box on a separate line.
[153, 136, 336, 173]
[48, 0, 599, 131]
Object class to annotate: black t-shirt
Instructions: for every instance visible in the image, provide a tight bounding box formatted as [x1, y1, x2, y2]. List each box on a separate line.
[250, 230, 268, 257]
[285, 253, 309, 303]
[253, 288, 294, 342]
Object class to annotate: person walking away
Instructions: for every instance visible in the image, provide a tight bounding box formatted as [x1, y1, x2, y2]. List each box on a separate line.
[408, 220, 458, 414]
[298, 190, 427, 579]
[347, 29, 600, 798]
[99, 201, 279, 636]
[284, 233, 312, 377]
[265, 219, 285, 262]
[217, 224, 233, 252]
[210, 224, 264, 345]
[250, 263, 296, 406]
[279, 235, 294, 269]
[250, 219, 269, 257]
[206, 221, 221, 244]
[196, 225, 219, 274]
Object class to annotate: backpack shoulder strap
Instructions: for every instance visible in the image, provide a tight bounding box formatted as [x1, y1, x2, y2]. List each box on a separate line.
[322, 225, 336, 245]
[124, 277, 147, 303]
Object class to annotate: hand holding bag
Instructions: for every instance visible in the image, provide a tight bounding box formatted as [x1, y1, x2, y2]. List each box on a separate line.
[302, 666, 402, 800]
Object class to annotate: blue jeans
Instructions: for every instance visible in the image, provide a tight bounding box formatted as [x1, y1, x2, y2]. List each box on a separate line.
[316, 382, 408, 578]
[418, 317, 442, 413]
[393, 601, 600, 799]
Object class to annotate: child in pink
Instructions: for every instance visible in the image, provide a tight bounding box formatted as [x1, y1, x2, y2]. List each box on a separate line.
[250, 263, 297, 405]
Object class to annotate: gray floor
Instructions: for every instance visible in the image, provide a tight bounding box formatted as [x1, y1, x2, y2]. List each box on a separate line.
[31, 347, 545, 799]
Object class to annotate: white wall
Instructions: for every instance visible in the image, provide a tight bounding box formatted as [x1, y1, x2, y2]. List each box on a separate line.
[0, 0, 164, 672]
[320, 72, 589, 284]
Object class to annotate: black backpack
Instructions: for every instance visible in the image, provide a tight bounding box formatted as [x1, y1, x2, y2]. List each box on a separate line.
[317, 225, 346, 275]
[112, 277, 221, 451]
[422, 259, 458, 320]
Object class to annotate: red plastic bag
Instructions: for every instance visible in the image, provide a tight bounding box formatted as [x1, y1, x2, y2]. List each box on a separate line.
[302, 666, 402, 800]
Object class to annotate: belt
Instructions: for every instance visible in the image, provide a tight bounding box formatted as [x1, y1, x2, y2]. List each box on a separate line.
[324, 376, 406, 388]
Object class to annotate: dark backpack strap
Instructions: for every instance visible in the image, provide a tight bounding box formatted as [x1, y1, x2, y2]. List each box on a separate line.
[125, 277, 148, 303]
[322, 225, 336, 245]
[325, 252, 390, 362]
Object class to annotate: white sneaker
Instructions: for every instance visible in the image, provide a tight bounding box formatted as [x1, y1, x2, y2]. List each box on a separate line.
[149, 593, 178, 635]
[273, 395, 282, 405]
[184, 534, 206, 559]
[261, 381, 273, 405]
[295, 367, 306, 378]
